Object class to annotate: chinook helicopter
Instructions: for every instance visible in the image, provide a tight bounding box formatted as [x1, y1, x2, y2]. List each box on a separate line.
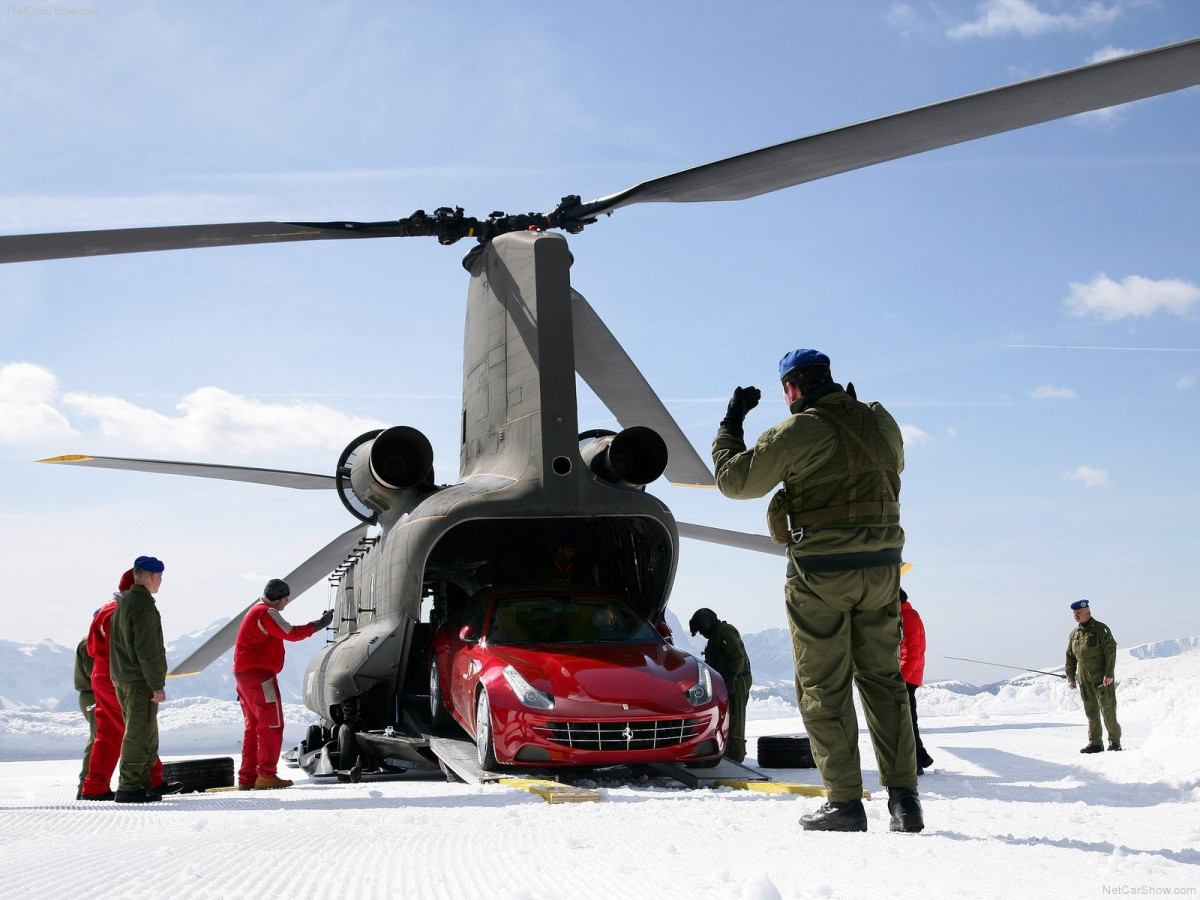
[3, 39, 1199, 777]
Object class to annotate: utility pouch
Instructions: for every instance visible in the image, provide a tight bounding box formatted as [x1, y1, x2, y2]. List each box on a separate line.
[766, 489, 792, 545]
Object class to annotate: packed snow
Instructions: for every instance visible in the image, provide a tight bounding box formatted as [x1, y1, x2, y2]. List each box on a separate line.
[1, 638, 1197, 899]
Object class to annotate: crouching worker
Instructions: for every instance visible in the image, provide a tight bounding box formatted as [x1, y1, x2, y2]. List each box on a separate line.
[233, 579, 334, 789]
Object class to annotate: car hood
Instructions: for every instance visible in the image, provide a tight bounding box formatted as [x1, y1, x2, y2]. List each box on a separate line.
[486, 643, 699, 704]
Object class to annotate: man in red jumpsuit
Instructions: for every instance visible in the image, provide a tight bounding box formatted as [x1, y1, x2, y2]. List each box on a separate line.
[80, 569, 177, 800]
[899, 589, 934, 774]
[233, 579, 333, 789]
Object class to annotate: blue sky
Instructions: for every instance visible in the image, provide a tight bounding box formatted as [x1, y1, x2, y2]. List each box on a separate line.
[1, 1, 1197, 683]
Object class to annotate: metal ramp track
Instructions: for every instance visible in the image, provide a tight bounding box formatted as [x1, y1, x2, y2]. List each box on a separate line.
[644, 757, 772, 788]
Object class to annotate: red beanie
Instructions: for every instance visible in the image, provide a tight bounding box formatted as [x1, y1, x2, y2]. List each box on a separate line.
[118, 569, 135, 593]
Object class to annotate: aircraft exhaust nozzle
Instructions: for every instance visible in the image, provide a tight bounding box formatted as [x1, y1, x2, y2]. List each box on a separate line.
[367, 426, 434, 491]
[580, 426, 668, 488]
[342, 426, 435, 521]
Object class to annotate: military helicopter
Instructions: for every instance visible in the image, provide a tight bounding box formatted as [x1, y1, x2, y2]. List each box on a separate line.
[3, 38, 1198, 777]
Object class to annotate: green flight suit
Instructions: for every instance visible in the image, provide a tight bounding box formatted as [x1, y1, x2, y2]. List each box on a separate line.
[74, 638, 96, 791]
[703, 621, 752, 763]
[713, 383, 916, 802]
[109, 584, 167, 793]
[1066, 617, 1121, 746]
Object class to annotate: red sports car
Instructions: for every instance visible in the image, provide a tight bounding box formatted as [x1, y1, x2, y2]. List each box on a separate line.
[429, 589, 729, 770]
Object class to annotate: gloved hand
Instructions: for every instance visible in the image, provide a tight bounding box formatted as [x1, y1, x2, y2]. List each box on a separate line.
[720, 386, 761, 436]
[311, 609, 335, 630]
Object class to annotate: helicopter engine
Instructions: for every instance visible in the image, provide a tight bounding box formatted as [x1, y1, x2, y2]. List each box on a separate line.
[579, 425, 668, 489]
[336, 426, 434, 523]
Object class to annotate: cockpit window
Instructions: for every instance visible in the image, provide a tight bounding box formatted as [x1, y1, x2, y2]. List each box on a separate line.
[486, 594, 659, 645]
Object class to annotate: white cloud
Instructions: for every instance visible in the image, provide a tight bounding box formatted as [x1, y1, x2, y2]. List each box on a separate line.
[1177, 375, 1197, 391]
[900, 424, 931, 445]
[1064, 465, 1111, 488]
[947, 0, 1121, 40]
[1030, 385, 1077, 399]
[61, 386, 387, 455]
[1063, 274, 1200, 321]
[0, 363, 77, 443]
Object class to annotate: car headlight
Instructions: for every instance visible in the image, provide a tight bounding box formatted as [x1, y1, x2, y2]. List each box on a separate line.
[685, 663, 713, 707]
[503, 665, 555, 710]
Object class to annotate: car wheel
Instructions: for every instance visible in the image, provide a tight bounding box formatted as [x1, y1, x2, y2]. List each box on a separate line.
[475, 689, 498, 771]
[429, 659, 452, 729]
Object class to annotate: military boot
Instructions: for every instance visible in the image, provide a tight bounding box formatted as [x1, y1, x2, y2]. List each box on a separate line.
[887, 787, 924, 833]
[1080, 744, 1104, 754]
[1108, 741, 1122, 751]
[799, 799, 867, 832]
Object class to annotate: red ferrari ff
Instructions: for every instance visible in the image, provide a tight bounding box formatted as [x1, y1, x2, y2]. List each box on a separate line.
[429, 589, 729, 770]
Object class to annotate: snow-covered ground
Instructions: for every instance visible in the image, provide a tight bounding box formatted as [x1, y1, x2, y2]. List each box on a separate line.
[2, 640, 1197, 899]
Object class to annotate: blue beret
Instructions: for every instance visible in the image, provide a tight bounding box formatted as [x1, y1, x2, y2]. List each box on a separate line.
[779, 349, 831, 380]
[1070, 599, 1089, 610]
[133, 555, 165, 573]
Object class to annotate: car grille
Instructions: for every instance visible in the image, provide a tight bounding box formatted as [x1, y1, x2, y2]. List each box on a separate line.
[532, 718, 704, 751]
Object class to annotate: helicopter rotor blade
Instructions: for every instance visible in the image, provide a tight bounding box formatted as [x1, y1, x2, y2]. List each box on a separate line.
[571, 290, 715, 487]
[676, 521, 783, 556]
[584, 37, 1200, 214]
[38, 454, 334, 490]
[168, 523, 369, 677]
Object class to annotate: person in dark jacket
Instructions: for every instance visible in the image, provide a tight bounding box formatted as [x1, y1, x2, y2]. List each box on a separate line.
[74, 630, 96, 800]
[109, 556, 168, 804]
[81, 568, 174, 801]
[233, 579, 333, 789]
[712, 349, 920, 834]
[689, 608, 752, 763]
[899, 590, 933, 773]
[1066, 599, 1122, 753]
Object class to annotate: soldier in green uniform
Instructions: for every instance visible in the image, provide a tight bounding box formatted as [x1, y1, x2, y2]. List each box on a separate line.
[109, 556, 168, 804]
[74, 632, 96, 800]
[688, 608, 752, 763]
[1065, 599, 1122, 753]
[711, 349, 921, 833]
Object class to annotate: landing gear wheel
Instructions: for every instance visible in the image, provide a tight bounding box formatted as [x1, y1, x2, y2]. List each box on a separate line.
[475, 690, 498, 771]
[303, 724, 324, 755]
[430, 659, 452, 729]
[336, 724, 359, 771]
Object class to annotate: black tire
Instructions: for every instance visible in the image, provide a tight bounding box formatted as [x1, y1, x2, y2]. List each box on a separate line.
[429, 659, 453, 729]
[756, 735, 816, 768]
[303, 724, 324, 755]
[686, 755, 724, 769]
[475, 689, 498, 771]
[336, 724, 358, 771]
[160, 757, 235, 793]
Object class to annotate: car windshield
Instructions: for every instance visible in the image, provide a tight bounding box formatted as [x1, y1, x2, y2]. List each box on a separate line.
[486, 594, 659, 645]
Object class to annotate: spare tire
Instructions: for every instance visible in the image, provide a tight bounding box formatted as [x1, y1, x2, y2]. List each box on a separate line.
[160, 756, 235, 793]
[756, 735, 816, 769]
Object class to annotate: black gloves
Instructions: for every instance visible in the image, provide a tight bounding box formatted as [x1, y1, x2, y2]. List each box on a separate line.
[720, 385, 761, 437]
[311, 609, 335, 630]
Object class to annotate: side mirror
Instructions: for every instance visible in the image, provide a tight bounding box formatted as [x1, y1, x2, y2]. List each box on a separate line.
[459, 624, 478, 643]
[656, 621, 672, 641]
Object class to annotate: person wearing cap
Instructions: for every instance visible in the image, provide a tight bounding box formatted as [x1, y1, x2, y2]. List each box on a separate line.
[233, 579, 334, 789]
[1066, 599, 1122, 753]
[81, 568, 174, 801]
[689, 608, 752, 763]
[109, 556, 169, 803]
[899, 589, 934, 774]
[711, 349, 920, 833]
